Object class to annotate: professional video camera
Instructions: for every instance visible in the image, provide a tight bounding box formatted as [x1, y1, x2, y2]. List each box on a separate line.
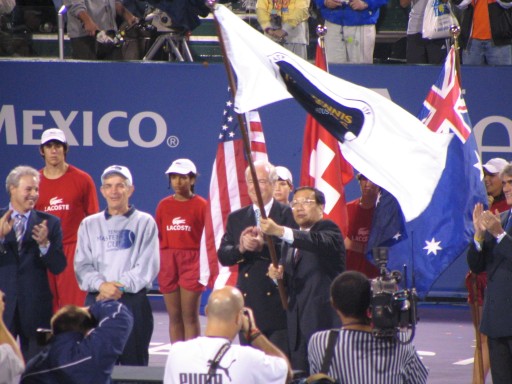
[370, 247, 418, 343]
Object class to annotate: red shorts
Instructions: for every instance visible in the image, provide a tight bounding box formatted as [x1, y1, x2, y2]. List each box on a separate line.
[158, 248, 205, 293]
[465, 271, 487, 306]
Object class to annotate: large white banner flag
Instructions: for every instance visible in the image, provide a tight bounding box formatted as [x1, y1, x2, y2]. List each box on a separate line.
[213, 4, 453, 222]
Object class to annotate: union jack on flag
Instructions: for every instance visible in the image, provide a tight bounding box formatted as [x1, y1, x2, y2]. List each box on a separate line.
[419, 48, 472, 142]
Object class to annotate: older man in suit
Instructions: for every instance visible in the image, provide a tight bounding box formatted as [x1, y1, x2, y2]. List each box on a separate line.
[218, 161, 297, 355]
[261, 186, 345, 372]
[0, 166, 66, 360]
[468, 162, 512, 384]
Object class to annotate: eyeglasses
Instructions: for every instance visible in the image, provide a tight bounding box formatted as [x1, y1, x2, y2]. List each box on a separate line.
[291, 198, 316, 209]
[247, 179, 270, 185]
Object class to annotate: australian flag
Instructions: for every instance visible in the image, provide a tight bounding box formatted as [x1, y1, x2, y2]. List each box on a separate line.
[368, 47, 487, 296]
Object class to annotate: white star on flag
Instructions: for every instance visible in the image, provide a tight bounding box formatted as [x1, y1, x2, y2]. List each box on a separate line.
[423, 238, 442, 255]
[473, 150, 484, 181]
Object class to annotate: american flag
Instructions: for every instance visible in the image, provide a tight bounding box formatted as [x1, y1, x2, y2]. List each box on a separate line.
[368, 47, 487, 295]
[199, 90, 268, 288]
[300, 43, 353, 236]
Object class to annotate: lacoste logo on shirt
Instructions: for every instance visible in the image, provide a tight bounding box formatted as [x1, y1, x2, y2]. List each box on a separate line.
[167, 217, 192, 232]
[50, 196, 64, 205]
[172, 217, 186, 225]
[354, 227, 370, 242]
[44, 196, 69, 212]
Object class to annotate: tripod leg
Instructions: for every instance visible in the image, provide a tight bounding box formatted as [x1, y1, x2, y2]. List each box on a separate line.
[181, 39, 193, 62]
[143, 34, 167, 61]
[167, 38, 184, 62]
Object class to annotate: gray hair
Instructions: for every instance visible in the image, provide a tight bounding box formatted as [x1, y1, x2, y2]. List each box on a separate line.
[102, 172, 133, 188]
[245, 160, 277, 184]
[6, 166, 40, 195]
[500, 163, 512, 180]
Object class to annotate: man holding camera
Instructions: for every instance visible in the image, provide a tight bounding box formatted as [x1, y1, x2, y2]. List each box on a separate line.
[308, 271, 428, 383]
[21, 300, 133, 383]
[163, 286, 292, 384]
[256, 0, 310, 59]
[262, 186, 345, 372]
[64, 0, 138, 60]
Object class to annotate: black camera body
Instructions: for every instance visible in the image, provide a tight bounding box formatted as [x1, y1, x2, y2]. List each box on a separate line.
[370, 247, 418, 342]
[36, 328, 53, 346]
[270, 13, 282, 30]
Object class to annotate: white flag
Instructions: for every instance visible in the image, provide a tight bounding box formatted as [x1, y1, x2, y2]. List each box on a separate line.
[213, 4, 453, 222]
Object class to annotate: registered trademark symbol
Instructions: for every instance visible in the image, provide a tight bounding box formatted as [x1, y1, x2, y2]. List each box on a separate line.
[167, 136, 179, 148]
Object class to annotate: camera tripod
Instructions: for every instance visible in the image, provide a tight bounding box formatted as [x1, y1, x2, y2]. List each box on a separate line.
[142, 30, 193, 62]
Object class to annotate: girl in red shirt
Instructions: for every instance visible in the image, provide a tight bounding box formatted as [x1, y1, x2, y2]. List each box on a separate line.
[156, 159, 207, 342]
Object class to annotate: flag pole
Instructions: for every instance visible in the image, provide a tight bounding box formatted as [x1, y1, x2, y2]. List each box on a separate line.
[208, 0, 288, 310]
[317, 24, 329, 73]
[470, 272, 484, 383]
[451, 23, 485, 384]
[450, 25, 462, 90]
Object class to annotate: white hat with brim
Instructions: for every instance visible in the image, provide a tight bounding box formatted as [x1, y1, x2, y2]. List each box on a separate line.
[41, 128, 67, 145]
[483, 158, 508, 174]
[165, 158, 197, 175]
[275, 166, 293, 185]
[101, 165, 133, 185]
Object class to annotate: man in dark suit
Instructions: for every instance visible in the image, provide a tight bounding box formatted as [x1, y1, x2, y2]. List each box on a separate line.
[217, 161, 296, 355]
[262, 186, 345, 372]
[0, 166, 66, 360]
[468, 162, 512, 384]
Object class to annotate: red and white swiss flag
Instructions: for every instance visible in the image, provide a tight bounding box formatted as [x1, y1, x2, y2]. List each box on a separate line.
[299, 43, 353, 236]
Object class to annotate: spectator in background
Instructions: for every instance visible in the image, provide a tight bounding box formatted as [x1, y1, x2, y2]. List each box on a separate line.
[466, 157, 509, 384]
[123, 0, 210, 32]
[64, 0, 138, 60]
[483, 158, 510, 212]
[21, 300, 133, 383]
[0, 0, 15, 15]
[262, 186, 345, 372]
[36, 128, 99, 311]
[218, 161, 297, 355]
[454, 0, 512, 65]
[316, 0, 388, 63]
[400, 0, 449, 64]
[121, 0, 210, 59]
[468, 162, 512, 383]
[256, 0, 310, 59]
[74, 165, 159, 366]
[0, 166, 66, 361]
[345, 173, 380, 278]
[163, 286, 291, 384]
[273, 166, 294, 205]
[308, 271, 428, 383]
[0, 290, 25, 384]
[155, 159, 207, 343]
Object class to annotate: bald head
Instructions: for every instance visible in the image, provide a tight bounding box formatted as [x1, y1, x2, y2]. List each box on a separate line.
[206, 286, 244, 322]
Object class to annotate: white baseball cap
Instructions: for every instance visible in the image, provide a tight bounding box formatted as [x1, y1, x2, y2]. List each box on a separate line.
[41, 128, 67, 145]
[101, 165, 133, 185]
[165, 158, 197, 175]
[483, 158, 508, 174]
[275, 166, 293, 186]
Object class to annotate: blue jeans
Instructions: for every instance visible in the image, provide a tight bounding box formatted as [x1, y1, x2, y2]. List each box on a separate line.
[463, 39, 512, 65]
